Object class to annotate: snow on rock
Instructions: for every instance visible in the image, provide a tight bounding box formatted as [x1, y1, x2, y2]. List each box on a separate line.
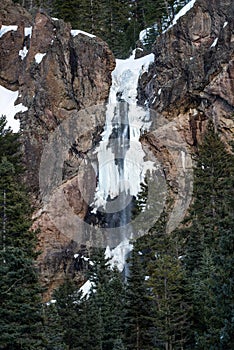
[210, 37, 218, 48]
[223, 21, 228, 28]
[168, 0, 196, 30]
[0, 25, 18, 38]
[19, 46, 28, 60]
[0, 85, 28, 132]
[24, 27, 32, 37]
[71, 29, 96, 38]
[35, 53, 46, 64]
[181, 150, 186, 171]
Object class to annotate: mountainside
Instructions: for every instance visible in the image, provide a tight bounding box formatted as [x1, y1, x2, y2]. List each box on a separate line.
[137, 0, 234, 232]
[0, 0, 115, 297]
[0, 0, 233, 299]
[138, 0, 234, 140]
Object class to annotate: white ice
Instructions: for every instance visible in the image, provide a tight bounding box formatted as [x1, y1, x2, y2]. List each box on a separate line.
[0, 85, 28, 132]
[93, 51, 155, 209]
[105, 238, 133, 272]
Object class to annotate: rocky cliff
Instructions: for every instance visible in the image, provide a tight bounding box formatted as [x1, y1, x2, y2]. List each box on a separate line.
[137, 0, 234, 232]
[0, 0, 115, 299]
[1, 0, 233, 300]
[138, 0, 234, 142]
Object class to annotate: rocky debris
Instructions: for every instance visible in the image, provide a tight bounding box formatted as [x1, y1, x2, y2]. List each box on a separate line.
[0, 1, 115, 299]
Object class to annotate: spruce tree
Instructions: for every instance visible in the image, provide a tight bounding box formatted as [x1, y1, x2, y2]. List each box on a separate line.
[177, 121, 234, 348]
[0, 117, 45, 349]
[88, 249, 125, 350]
[124, 246, 154, 350]
[145, 215, 192, 350]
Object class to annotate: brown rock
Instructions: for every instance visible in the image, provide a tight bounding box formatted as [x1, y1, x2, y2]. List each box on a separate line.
[137, 0, 234, 232]
[0, 3, 115, 299]
[0, 0, 32, 26]
[138, 0, 234, 133]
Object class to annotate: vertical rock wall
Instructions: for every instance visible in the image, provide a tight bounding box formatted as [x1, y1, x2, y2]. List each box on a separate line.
[0, 1, 115, 299]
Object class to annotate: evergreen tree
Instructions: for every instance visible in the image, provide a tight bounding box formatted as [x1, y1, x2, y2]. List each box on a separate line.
[177, 121, 234, 348]
[144, 215, 192, 350]
[42, 301, 66, 350]
[51, 279, 88, 350]
[0, 117, 45, 349]
[88, 249, 125, 350]
[124, 246, 154, 350]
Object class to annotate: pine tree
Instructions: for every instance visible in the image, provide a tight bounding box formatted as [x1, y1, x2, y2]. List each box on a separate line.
[88, 249, 125, 350]
[176, 121, 234, 348]
[42, 301, 66, 350]
[51, 279, 87, 350]
[145, 215, 192, 350]
[0, 118, 45, 349]
[124, 246, 154, 350]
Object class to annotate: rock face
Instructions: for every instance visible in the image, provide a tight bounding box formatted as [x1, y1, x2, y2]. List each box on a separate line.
[137, 0, 234, 232]
[0, 1, 115, 299]
[1, 0, 234, 299]
[138, 0, 234, 144]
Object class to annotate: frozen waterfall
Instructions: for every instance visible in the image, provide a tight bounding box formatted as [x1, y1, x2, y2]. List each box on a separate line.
[91, 51, 155, 269]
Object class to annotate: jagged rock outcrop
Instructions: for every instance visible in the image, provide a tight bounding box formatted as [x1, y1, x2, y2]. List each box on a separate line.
[138, 0, 234, 143]
[137, 0, 234, 232]
[0, 0, 115, 299]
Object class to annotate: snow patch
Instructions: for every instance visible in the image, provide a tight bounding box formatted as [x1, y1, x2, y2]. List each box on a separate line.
[79, 280, 94, 298]
[19, 46, 28, 60]
[158, 88, 162, 95]
[24, 27, 32, 38]
[0, 25, 18, 38]
[71, 29, 95, 38]
[223, 21, 228, 28]
[35, 53, 46, 64]
[0, 85, 28, 132]
[210, 37, 218, 48]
